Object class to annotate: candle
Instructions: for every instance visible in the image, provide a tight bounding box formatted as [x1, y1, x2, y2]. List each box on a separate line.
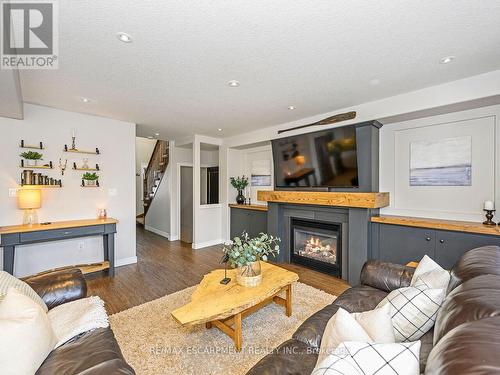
[72, 129, 76, 138]
[484, 200, 495, 210]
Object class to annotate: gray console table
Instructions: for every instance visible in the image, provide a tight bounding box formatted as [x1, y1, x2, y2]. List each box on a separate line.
[0, 218, 117, 276]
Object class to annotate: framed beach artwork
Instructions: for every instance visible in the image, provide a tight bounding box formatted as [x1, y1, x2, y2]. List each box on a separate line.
[251, 159, 272, 186]
[409, 136, 472, 186]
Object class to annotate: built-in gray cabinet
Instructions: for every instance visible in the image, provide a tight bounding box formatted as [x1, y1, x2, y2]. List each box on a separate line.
[371, 223, 500, 269]
[230, 207, 267, 239]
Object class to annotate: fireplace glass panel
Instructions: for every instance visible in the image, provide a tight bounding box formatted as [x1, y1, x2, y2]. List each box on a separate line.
[290, 218, 341, 276]
[293, 228, 338, 264]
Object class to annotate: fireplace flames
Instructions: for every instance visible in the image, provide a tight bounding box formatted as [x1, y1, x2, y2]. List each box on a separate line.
[297, 236, 337, 264]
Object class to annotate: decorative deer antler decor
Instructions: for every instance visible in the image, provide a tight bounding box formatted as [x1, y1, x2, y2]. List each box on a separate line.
[59, 158, 68, 175]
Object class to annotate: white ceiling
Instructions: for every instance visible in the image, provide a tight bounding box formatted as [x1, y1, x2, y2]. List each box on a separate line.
[19, 0, 500, 140]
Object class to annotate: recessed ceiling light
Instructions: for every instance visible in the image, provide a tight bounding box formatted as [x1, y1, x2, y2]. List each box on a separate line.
[217, 128, 223, 132]
[116, 32, 132, 43]
[80, 97, 91, 103]
[227, 80, 240, 87]
[439, 56, 455, 64]
[155, 133, 159, 136]
[287, 106, 296, 110]
[147, 136, 154, 139]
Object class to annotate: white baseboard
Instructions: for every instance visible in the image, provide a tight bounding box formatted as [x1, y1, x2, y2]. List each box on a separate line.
[168, 234, 179, 241]
[145, 225, 170, 239]
[192, 239, 223, 249]
[115, 256, 137, 267]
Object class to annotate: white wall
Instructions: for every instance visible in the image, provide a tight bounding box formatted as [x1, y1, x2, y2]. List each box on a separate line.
[135, 137, 156, 215]
[0, 104, 136, 277]
[380, 105, 500, 222]
[145, 162, 172, 238]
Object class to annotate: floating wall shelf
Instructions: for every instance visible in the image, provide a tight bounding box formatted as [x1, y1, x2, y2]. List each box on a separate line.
[20, 165, 53, 170]
[20, 161, 53, 169]
[20, 140, 44, 150]
[73, 162, 100, 171]
[64, 145, 100, 155]
[20, 184, 62, 188]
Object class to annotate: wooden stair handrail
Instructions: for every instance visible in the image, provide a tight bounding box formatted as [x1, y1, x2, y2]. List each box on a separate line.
[143, 140, 169, 217]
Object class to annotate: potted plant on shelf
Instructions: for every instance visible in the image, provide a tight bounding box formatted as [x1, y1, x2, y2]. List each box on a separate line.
[230, 175, 249, 204]
[82, 172, 99, 186]
[222, 232, 281, 287]
[20, 151, 43, 167]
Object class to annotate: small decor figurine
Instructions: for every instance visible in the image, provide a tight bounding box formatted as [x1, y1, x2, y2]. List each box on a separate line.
[71, 129, 77, 150]
[59, 158, 67, 175]
[82, 158, 89, 169]
[222, 232, 280, 287]
[219, 253, 231, 285]
[20, 151, 43, 167]
[82, 172, 99, 186]
[483, 200, 496, 226]
[230, 176, 249, 205]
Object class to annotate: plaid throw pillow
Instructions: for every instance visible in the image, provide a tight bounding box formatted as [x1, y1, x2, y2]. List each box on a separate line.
[376, 279, 445, 342]
[312, 341, 421, 375]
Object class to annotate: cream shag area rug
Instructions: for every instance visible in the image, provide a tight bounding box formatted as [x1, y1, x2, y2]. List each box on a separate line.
[110, 282, 335, 375]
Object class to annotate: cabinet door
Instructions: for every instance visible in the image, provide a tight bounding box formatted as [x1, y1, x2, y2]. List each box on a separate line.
[379, 225, 435, 265]
[435, 230, 500, 269]
[230, 209, 249, 239]
[248, 211, 268, 237]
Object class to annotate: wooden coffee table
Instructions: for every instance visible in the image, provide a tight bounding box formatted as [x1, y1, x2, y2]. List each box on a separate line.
[171, 262, 299, 351]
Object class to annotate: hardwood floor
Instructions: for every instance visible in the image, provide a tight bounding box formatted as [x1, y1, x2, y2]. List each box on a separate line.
[86, 226, 350, 315]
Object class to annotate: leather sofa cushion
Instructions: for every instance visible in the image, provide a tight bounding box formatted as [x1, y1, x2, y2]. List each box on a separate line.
[24, 269, 87, 310]
[360, 260, 414, 293]
[293, 285, 387, 348]
[448, 245, 500, 292]
[425, 316, 500, 375]
[36, 327, 134, 375]
[434, 274, 500, 344]
[246, 339, 317, 375]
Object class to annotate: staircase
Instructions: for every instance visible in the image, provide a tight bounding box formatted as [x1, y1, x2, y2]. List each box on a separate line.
[142, 140, 169, 219]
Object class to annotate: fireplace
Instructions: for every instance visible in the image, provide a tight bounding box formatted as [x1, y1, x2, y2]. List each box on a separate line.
[290, 218, 342, 276]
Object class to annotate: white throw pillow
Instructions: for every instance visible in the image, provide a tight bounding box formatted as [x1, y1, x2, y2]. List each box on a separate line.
[0, 271, 48, 312]
[410, 255, 450, 291]
[312, 341, 421, 375]
[377, 281, 445, 342]
[0, 287, 57, 375]
[315, 305, 395, 366]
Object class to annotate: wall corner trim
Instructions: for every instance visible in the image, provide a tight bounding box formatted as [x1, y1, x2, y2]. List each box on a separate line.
[115, 256, 138, 267]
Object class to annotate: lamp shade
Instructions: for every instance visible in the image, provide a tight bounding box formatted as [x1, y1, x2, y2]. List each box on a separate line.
[17, 189, 41, 210]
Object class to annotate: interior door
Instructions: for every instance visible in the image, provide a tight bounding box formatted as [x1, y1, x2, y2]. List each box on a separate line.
[180, 166, 193, 243]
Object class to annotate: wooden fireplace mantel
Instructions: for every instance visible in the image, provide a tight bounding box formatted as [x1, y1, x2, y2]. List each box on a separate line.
[257, 190, 389, 209]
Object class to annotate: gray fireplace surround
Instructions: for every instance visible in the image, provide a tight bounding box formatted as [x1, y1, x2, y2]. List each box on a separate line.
[267, 203, 377, 285]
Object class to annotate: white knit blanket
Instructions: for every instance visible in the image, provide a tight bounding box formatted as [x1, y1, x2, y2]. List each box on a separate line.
[47, 296, 109, 348]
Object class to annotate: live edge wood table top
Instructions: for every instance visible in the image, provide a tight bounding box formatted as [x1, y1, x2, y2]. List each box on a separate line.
[171, 262, 299, 351]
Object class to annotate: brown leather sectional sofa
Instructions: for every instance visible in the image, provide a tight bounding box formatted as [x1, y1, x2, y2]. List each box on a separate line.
[247, 245, 500, 375]
[24, 269, 135, 375]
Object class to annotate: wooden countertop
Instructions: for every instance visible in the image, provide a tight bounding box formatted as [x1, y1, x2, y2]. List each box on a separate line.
[0, 218, 119, 235]
[257, 190, 390, 209]
[229, 204, 268, 212]
[371, 215, 500, 236]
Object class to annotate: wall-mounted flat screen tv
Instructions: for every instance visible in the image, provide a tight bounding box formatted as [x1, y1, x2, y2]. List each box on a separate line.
[271, 125, 359, 188]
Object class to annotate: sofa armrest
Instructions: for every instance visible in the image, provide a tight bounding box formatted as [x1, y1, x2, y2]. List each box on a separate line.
[360, 260, 414, 293]
[23, 268, 87, 310]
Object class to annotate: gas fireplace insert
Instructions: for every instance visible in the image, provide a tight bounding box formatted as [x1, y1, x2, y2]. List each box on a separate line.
[290, 218, 342, 276]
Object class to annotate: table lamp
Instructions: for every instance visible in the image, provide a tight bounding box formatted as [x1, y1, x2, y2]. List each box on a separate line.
[17, 189, 41, 225]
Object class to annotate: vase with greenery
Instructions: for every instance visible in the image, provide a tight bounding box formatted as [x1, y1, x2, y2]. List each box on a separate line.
[20, 151, 43, 167]
[230, 176, 249, 204]
[222, 232, 280, 287]
[82, 172, 99, 186]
